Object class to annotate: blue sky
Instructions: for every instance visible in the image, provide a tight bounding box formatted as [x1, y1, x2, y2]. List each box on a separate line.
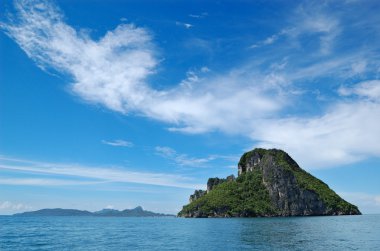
[1, 0, 380, 215]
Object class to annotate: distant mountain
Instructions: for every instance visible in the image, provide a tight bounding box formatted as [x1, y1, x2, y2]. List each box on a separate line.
[14, 206, 174, 217]
[93, 206, 173, 217]
[13, 208, 93, 216]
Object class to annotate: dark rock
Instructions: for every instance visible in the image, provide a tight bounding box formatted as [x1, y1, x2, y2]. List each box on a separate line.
[189, 190, 206, 203]
[207, 178, 225, 192]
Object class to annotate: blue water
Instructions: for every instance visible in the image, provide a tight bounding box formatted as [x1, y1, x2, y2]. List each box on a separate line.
[0, 215, 379, 250]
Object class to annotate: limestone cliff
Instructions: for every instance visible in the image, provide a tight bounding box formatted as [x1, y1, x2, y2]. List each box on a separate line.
[178, 148, 361, 217]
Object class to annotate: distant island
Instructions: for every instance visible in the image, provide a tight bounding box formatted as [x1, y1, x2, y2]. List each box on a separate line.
[178, 148, 361, 217]
[14, 206, 174, 217]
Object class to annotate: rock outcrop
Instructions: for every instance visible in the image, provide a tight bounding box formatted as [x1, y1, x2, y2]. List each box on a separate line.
[207, 175, 235, 192]
[189, 190, 207, 203]
[178, 148, 361, 217]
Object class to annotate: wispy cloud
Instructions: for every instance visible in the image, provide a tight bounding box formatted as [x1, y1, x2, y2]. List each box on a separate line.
[250, 2, 340, 55]
[253, 88, 380, 168]
[0, 177, 104, 186]
[338, 80, 380, 101]
[338, 192, 380, 214]
[188, 13, 208, 19]
[1, 0, 282, 134]
[2, 0, 380, 169]
[0, 201, 32, 211]
[200, 66, 210, 73]
[292, 4, 340, 55]
[175, 21, 193, 29]
[154, 146, 239, 168]
[0, 156, 202, 189]
[155, 146, 216, 167]
[1, 0, 157, 113]
[250, 29, 288, 49]
[102, 139, 134, 147]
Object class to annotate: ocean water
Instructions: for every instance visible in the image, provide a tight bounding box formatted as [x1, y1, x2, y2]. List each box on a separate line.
[0, 215, 379, 250]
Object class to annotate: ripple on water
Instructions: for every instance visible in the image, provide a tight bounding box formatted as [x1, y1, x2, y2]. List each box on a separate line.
[0, 215, 379, 250]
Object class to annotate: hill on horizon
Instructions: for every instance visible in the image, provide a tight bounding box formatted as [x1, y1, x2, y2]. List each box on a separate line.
[13, 206, 174, 217]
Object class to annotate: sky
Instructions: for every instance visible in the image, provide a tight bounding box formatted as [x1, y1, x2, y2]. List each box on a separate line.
[0, 0, 380, 215]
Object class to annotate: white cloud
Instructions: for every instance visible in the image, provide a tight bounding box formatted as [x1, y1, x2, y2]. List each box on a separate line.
[155, 146, 216, 167]
[338, 192, 380, 214]
[2, 0, 157, 113]
[253, 98, 380, 168]
[155, 146, 176, 157]
[263, 35, 277, 45]
[351, 61, 367, 75]
[0, 156, 203, 189]
[0, 177, 104, 186]
[188, 13, 208, 19]
[154, 146, 239, 168]
[339, 80, 380, 101]
[1, 0, 283, 135]
[250, 3, 340, 54]
[2, 0, 380, 169]
[102, 139, 134, 147]
[176, 21, 193, 29]
[250, 30, 287, 49]
[200, 66, 210, 73]
[251, 3, 340, 54]
[0, 201, 31, 211]
[290, 3, 341, 55]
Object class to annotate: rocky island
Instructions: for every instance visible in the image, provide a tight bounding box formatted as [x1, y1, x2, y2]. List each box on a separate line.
[178, 148, 361, 217]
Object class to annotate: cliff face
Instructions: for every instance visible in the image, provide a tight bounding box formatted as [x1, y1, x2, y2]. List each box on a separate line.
[178, 148, 361, 217]
[189, 190, 206, 203]
[253, 152, 325, 216]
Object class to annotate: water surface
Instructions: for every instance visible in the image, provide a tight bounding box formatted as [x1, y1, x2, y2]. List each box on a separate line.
[0, 215, 379, 250]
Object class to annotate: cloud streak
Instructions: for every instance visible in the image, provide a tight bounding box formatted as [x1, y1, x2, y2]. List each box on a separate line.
[154, 146, 239, 168]
[0, 156, 203, 189]
[339, 80, 380, 101]
[155, 146, 216, 167]
[0, 201, 31, 211]
[253, 96, 380, 168]
[175, 21, 193, 29]
[1, 0, 283, 134]
[102, 139, 134, 147]
[2, 0, 380, 169]
[338, 192, 380, 214]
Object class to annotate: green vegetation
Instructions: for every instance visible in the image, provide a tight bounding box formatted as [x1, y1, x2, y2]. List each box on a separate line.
[179, 148, 360, 217]
[178, 170, 277, 217]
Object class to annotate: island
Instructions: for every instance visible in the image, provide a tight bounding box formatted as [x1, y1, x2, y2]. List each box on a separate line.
[178, 148, 361, 217]
[14, 206, 174, 217]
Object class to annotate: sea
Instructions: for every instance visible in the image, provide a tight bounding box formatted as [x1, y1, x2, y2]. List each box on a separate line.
[0, 215, 379, 250]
